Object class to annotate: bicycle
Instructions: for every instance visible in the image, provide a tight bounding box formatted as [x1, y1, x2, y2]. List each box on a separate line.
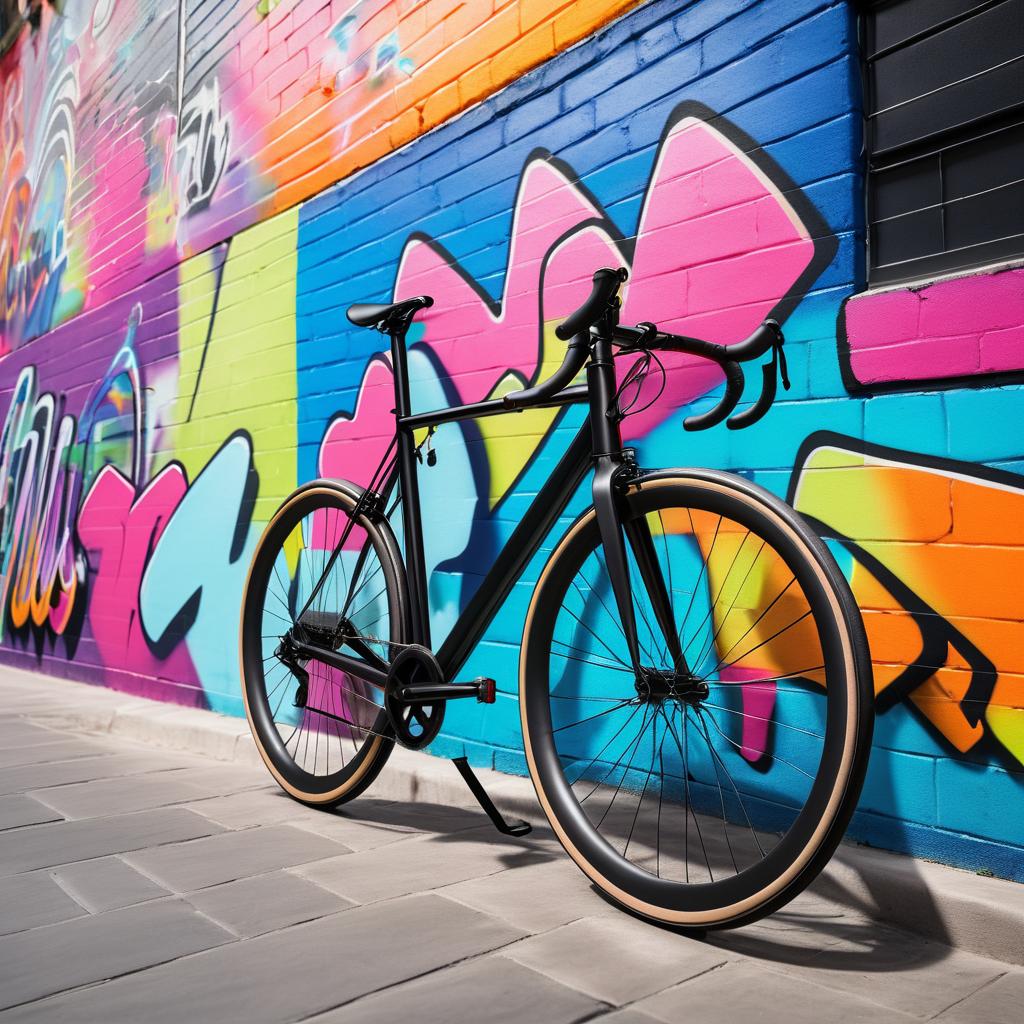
[239, 268, 873, 929]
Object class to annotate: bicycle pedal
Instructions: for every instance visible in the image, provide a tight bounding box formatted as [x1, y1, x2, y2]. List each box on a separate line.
[475, 677, 496, 704]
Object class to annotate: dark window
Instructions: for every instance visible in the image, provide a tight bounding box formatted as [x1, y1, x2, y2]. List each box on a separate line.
[864, 0, 1024, 285]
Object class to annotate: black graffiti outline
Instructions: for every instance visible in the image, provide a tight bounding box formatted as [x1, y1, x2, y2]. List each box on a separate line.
[788, 429, 1020, 767]
[135, 429, 259, 660]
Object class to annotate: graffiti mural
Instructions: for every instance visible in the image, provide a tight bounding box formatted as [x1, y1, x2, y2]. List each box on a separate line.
[792, 435, 1024, 767]
[0, 0, 1021, 876]
[0, 0, 179, 352]
[0, 0, 645, 347]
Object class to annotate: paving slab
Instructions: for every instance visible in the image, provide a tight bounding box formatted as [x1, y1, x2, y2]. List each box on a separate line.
[440, 857, 622, 932]
[596, 1012, 665, 1024]
[0, 752, 201, 796]
[51, 856, 170, 914]
[0, 872, 86, 935]
[0, 794, 62, 830]
[294, 825, 555, 904]
[31, 773, 211, 819]
[760, 928, 1006, 1018]
[186, 871, 355, 937]
[932, 970, 1023, 1023]
[168, 764, 275, 795]
[0, 897, 234, 1011]
[185, 787, 325, 829]
[0, 808, 225, 876]
[287, 810, 423, 852]
[123, 823, 350, 891]
[0, 721, 67, 748]
[505, 915, 730, 1006]
[0, 738, 109, 769]
[635, 960, 919, 1024]
[0, 894, 523, 1024]
[309, 954, 606, 1024]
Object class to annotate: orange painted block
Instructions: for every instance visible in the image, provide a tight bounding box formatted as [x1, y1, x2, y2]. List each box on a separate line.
[490, 20, 556, 86]
[861, 607, 925, 664]
[950, 478, 1024, 545]
[457, 61, 494, 111]
[554, 0, 638, 49]
[521, 0, 575, 34]
[388, 106, 422, 151]
[990, 673, 1024, 710]
[910, 668, 984, 753]
[421, 79, 461, 132]
[943, 616, 1024, 675]
[444, 0, 496, 47]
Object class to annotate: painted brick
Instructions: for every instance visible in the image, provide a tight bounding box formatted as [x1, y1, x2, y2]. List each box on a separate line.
[3, 0, 1023, 886]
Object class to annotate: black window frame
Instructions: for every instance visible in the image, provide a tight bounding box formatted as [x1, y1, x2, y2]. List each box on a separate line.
[861, 0, 1024, 287]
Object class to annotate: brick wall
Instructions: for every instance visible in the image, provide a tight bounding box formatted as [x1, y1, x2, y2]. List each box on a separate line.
[1, 0, 1022, 878]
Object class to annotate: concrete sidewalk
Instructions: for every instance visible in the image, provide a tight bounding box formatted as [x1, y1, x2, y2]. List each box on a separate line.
[1, 668, 1022, 1022]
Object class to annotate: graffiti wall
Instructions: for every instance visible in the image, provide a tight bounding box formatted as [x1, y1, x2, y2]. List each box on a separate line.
[0, 0, 644, 352]
[1, 0, 1021, 878]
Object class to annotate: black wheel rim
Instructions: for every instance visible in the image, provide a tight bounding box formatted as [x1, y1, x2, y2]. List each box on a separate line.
[525, 479, 856, 917]
[241, 487, 400, 796]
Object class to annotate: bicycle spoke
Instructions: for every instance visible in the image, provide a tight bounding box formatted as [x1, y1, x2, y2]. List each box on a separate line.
[552, 698, 637, 734]
[695, 705, 766, 860]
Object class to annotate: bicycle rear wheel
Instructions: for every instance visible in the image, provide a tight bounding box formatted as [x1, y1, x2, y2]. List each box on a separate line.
[240, 480, 407, 807]
[520, 471, 872, 929]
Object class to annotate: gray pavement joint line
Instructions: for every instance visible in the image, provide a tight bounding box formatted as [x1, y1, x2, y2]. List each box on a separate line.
[512, 944, 734, 1017]
[176, 900, 247, 942]
[0, 902, 242, 1015]
[433, 886, 597, 938]
[0, 894, 509, 1018]
[923, 970, 1009, 1021]
[291, 928, 612, 1024]
[1, 816, 226, 876]
[46, 870, 97, 919]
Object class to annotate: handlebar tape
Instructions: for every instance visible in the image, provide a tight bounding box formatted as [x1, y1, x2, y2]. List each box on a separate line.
[555, 268, 628, 340]
[683, 359, 744, 431]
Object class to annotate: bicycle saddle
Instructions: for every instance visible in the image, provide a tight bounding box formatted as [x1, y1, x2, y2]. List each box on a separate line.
[346, 295, 433, 329]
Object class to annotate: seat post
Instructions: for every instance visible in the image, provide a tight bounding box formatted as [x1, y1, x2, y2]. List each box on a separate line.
[389, 323, 432, 648]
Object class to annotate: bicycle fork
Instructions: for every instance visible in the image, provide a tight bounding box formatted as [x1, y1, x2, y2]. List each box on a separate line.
[588, 328, 691, 685]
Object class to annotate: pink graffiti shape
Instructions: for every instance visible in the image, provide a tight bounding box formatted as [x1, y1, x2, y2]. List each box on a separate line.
[843, 267, 1024, 387]
[77, 464, 199, 688]
[718, 664, 777, 763]
[317, 356, 396, 547]
[619, 116, 816, 439]
[393, 159, 617, 403]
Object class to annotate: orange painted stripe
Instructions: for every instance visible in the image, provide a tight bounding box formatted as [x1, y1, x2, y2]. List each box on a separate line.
[256, 0, 645, 217]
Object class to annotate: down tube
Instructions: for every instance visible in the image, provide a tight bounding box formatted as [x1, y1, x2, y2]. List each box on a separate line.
[436, 419, 593, 680]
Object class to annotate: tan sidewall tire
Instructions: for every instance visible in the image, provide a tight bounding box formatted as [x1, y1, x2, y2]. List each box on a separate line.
[520, 475, 866, 928]
[240, 483, 406, 807]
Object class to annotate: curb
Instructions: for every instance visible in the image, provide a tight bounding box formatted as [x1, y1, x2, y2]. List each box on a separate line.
[11, 666, 1024, 967]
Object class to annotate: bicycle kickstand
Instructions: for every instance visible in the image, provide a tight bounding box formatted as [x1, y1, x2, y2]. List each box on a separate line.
[452, 757, 532, 837]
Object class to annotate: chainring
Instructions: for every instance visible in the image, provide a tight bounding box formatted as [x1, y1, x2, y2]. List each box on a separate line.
[384, 644, 446, 750]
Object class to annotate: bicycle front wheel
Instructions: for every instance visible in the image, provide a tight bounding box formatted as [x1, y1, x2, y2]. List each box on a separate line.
[520, 471, 872, 929]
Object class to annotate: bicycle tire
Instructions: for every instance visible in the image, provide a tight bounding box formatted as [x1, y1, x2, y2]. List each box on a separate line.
[520, 470, 873, 929]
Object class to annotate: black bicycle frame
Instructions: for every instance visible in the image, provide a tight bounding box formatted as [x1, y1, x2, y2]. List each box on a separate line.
[290, 316, 680, 692]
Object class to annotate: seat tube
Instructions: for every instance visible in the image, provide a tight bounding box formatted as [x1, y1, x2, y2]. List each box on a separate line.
[588, 332, 642, 674]
[390, 328, 431, 647]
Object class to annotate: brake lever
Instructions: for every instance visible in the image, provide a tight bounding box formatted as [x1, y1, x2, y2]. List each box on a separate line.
[726, 324, 790, 430]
